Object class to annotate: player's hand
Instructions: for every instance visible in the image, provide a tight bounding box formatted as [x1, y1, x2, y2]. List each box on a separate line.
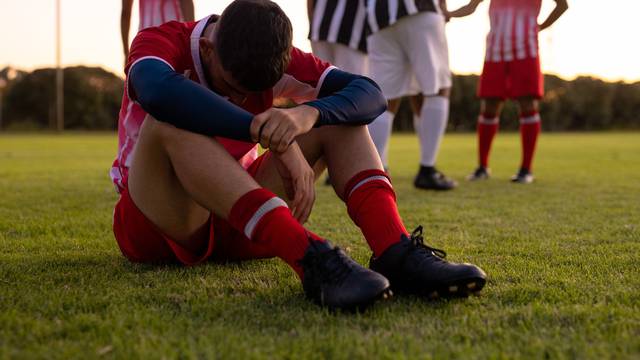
[251, 105, 319, 154]
[272, 141, 315, 224]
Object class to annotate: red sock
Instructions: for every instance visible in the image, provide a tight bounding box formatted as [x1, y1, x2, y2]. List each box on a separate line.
[227, 188, 322, 279]
[344, 169, 408, 257]
[478, 114, 499, 168]
[519, 111, 541, 171]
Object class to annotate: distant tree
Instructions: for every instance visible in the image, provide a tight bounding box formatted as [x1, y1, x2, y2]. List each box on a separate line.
[3, 67, 123, 130]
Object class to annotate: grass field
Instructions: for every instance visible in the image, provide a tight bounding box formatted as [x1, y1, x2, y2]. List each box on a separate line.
[1, 132, 639, 359]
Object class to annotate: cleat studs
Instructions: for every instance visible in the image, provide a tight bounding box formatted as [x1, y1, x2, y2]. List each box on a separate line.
[449, 285, 458, 293]
[467, 282, 477, 290]
[429, 291, 439, 299]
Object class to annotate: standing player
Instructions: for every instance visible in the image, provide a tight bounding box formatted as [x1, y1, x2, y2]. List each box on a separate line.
[456, 0, 568, 183]
[112, 0, 486, 311]
[308, 0, 369, 76]
[121, 0, 195, 60]
[366, 0, 466, 190]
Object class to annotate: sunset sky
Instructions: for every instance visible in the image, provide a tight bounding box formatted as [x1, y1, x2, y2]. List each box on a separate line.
[1, 0, 639, 82]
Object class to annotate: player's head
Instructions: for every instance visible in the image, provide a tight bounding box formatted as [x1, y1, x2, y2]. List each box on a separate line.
[203, 0, 293, 96]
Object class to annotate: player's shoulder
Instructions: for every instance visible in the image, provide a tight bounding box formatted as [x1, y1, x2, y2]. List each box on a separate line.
[286, 47, 332, 76]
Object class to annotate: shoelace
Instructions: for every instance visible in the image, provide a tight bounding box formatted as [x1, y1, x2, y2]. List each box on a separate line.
[409, 226, 447, 259]
[298, 244, 354, 284]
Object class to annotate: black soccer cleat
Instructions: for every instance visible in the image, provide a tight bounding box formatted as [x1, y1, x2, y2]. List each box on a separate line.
[466, 166, 491, 181]
[510, 168, 534, 184]
[370, 226, 486, 299]
[414, 166, 458, 191]
[299, 239, 392, 311]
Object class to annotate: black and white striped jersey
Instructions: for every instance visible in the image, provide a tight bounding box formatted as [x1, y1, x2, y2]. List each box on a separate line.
[309, 0, 369, 53]
[367, 0, 440, 33]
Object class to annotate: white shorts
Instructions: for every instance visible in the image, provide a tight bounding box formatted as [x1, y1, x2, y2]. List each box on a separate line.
[311, 41, 368, 76]
[367, 12, 451, 99]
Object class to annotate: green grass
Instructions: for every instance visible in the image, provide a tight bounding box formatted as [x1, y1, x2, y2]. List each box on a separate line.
[1, 132, 639, 359]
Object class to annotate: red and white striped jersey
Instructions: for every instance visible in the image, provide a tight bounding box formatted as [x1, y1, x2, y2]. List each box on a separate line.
[485, 0, 542, 63]
[111, 16, 334, 193]
[139, 0, 184, 30]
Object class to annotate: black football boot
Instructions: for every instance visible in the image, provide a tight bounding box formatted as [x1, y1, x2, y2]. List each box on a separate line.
[511, 168, 534, 184]
[466, 166, 491, 181]
[414, 166, 458, 191]
[370, 226, 486, 299]
[299, 239, 392, 311]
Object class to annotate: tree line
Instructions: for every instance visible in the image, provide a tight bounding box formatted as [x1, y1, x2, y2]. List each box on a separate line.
[1, 66, 638, 131]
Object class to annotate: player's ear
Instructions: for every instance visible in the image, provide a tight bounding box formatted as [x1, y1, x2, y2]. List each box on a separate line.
[199, 37, 215, 62]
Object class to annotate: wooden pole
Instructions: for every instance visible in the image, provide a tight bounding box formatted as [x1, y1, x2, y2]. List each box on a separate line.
[55, 0, 64, 132]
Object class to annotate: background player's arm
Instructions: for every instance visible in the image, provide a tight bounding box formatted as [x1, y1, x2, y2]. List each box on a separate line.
[121, 0, 134, 60]
[180, 0, 195, 22]
[307, 0, 314, 23]
[444, 0, 483, 19]
[539, 0, 568, 31]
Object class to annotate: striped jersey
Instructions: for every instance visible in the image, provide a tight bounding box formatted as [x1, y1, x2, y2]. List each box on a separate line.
[309, 0, 369, 53]
[139, 0, 184, 30]
[367, 0, 440, 33]
[485, 0, 542, 62]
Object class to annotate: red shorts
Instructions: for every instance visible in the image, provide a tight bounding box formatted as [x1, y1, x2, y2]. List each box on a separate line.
[478, 57, 544, 99]
[112, 153, 275, 265]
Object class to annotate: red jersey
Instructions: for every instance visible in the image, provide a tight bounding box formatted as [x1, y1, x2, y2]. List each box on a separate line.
[485, 0, 542, 62]
[139, 0, 184, 30]
[111, 16, 334, 192]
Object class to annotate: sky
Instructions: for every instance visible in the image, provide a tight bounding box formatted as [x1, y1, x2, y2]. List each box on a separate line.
[1, 0, 639, 82]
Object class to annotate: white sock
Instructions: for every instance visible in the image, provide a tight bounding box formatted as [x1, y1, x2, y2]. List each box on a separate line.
[416, 96, 449, 167]
[367, 110, 394, 167]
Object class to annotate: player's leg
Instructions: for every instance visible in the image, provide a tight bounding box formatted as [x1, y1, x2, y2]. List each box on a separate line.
[124, 116, 390, 310]
[402, 13, 455, 190]
[367, 24, 409, 169]
[468, 97, 504, 180]
[255, 124, 487, 298]
[510, 57, 544, 183]
[513, 96, 540, 183]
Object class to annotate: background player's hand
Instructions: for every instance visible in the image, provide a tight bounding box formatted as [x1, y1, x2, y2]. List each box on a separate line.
[251, 105, 319, 154]
[272, 141, 315, 224]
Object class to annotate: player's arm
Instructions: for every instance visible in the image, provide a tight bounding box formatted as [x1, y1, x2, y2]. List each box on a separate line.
[121, 0, 134, 60]
[539, 0, 568, 31]
[305, 69, 387, 126]
[129, 58, 254, 141]
[307, 0, 314, 22]
[180, 0, 195, 22]
[251, 69, 387, 153]
[444, 0, 483, 19]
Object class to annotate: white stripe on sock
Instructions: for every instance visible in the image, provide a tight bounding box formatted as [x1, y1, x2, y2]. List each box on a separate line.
[478, 115, 499, 124]
[348, 175, 391, 198]
[244, 197, 289, 239]
[520, 113, 541, 124]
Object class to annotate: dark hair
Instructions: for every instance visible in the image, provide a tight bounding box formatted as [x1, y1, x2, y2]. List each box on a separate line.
[216, 0, 292, 91]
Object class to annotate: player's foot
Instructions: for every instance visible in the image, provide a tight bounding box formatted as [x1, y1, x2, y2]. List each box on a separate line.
[370, 226, 486, 299]
[466, 166, 490, 181]
[510, 168, 534, 184]
[414, 166, 457, 191]
[299, 239, 391, 311]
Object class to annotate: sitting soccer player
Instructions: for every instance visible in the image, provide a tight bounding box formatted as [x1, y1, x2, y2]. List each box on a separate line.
[111, 0, 487, 311]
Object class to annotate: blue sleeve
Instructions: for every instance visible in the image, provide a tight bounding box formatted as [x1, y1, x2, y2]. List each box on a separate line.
[304, 69, 387, 126]
[129, 58, 253, 141]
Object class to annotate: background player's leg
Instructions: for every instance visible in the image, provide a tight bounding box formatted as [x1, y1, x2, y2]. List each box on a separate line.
[514, 97, 541, 182]
[469, 98, 504, 180]
[368, 98, 400, 169]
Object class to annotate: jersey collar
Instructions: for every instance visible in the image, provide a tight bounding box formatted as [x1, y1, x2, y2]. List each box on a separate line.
[190, 15, 214, 88]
